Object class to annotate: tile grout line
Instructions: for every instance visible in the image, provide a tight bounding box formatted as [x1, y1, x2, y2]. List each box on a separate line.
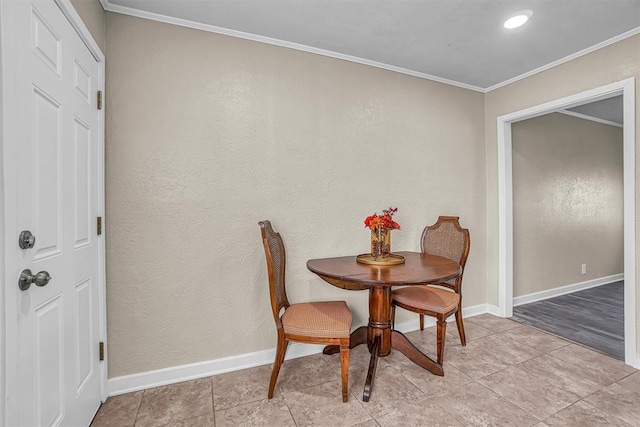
[282, 387, 300, 427]
[211, 376, 217, 427]
[132, 389, 145, 427]
[573, 390, 635, 426]
[539, 399, 582, 424]
[432, 395, 464, 426]
[489, 364, 582, 423]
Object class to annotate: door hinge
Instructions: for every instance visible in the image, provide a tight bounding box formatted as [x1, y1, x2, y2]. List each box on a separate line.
[99, 342, 104, 361]
[97, 90, 103, 110]
[97, 216, 102, 236]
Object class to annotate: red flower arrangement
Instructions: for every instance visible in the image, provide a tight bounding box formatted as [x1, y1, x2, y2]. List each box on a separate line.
[364, 207, 401, 231]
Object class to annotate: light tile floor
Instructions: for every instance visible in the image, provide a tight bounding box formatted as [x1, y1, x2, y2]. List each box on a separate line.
[91, 314, 639, 426]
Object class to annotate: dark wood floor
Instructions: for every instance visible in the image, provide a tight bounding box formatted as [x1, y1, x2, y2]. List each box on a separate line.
[512, 281, 624, 360]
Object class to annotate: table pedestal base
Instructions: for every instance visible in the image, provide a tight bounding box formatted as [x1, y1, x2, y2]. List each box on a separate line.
[323, 326, 443, 402]
[363, 334, 380, 402]
[391, 330, 443, 376]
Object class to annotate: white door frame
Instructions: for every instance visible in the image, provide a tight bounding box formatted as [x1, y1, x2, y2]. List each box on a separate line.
[0, 0, 107, 423]
[497, 78, 638, 368]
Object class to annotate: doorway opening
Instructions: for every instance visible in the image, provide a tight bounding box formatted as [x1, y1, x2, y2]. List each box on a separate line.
[497, 78, 638, 368]
[509, 102, 624, 360]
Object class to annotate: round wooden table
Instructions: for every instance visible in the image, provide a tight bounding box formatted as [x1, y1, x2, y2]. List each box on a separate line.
[307, 251, 461, 402]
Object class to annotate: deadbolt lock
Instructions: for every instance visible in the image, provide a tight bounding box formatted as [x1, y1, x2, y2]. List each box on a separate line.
[19, 230, 36, 249]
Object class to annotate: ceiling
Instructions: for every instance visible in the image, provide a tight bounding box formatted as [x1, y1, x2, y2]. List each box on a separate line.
[566, 96, 623, 126]
[103, 0, 640, 91]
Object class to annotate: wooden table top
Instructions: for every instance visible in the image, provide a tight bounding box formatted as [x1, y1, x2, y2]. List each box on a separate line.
[307, 251, 461, 290]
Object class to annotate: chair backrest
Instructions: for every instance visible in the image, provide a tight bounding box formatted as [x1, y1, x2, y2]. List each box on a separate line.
[259, 220, 290, 325]
[421, 216, 470, 288]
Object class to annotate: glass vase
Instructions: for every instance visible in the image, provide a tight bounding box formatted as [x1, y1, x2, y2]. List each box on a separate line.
[371, 227, 391, 260]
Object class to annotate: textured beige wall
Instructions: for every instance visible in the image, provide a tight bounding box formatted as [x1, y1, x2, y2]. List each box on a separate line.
[70, 0, 106, 52]
[512, 113, 623, 297]
[105, 13, 486, 377]
[484, 34, 640, 349]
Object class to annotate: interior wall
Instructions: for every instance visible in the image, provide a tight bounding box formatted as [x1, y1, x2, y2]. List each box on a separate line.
[512, 113, 623, 297]
[104, 12, 486, 377]
[69, 0, 106, 52]
[484, 34, 640, 351]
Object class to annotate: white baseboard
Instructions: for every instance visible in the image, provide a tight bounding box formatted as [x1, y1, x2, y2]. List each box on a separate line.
[486, 304, 501, 316]
[107, 341, 326, 397]
[630, 354, 640, 370]
[107, 303, 490, 397]
[513, 274, 624, 307]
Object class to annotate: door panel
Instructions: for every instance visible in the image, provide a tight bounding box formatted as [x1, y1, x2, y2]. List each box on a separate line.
[3, 0, 103, 425]
[73, 59, 91, 105]
[73, 117, 91, 248]
[31, 8, 62, 76]
[74, 277, 93, 393]
[33, 86, 62, 260]
[34, 295, 65, 427]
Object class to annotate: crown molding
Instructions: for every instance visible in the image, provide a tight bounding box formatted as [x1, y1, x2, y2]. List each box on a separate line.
[100, 1, 640, 94]
[485, 26, 640, 93]
[558, 109, 623, 128]
[99, 0, 485, 92]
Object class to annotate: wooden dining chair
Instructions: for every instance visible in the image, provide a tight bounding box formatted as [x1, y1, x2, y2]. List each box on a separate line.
[259, 220, 352, 402]
[391, 216, 470, 364]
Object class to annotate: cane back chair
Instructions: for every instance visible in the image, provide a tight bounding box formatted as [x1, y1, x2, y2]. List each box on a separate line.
[391, 216, 470, 364]
[259, 220, 352, 402]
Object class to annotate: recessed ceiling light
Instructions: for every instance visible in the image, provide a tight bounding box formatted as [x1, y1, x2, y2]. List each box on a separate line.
[504, 10, 533, 29]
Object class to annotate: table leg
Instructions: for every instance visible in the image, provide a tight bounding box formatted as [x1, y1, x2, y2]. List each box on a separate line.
[367, 286, 392, 353]
[322, 326, 368, 355]
[391, 330, 444, 376]
[363, 334, 380, 402]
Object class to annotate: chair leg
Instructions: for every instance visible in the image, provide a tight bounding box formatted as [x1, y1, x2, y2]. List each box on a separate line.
[339, 344, 350, 402]
[420, 314, 424, 331]
[455, 302, 466, 346]
[268, 331, 288, 399]
[436, 318, 447, 365]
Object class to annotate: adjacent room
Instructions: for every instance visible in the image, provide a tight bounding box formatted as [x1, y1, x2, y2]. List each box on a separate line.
[2, 0, 640, 426]
[510, 99, 625, 360]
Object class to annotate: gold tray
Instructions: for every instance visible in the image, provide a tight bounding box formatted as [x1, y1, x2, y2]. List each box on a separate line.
[356, 253, 405, 265]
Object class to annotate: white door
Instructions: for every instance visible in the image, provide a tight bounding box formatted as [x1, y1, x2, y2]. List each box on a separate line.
[2, 0, 103, 425]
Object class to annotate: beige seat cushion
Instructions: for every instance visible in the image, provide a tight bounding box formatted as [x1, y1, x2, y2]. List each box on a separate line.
[282, 301, 352, 338]
[392, 286, 460, 314]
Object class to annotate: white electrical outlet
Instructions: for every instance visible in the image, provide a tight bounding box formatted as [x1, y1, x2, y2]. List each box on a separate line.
[581, 264, 587, 275]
